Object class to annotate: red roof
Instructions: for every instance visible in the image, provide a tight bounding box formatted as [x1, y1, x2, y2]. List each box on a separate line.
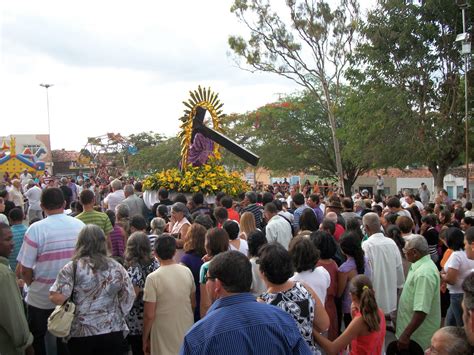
[361, 168, 433, 178]
[51, 149, 81, 162]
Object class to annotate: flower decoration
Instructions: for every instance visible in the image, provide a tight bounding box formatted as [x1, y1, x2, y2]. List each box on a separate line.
[143, 158, 249, 196]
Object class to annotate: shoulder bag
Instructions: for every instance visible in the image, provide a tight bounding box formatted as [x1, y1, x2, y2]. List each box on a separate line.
[47, 261, 77, 338]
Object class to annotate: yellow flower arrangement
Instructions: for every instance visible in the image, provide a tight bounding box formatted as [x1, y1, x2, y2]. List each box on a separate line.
[143, 158, 250, 196]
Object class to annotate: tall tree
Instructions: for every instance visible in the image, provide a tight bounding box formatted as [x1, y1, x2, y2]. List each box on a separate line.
[338, 84, 417, 169]
[225, 92, 368, 192]
[228, 0, 360, 194]
[128, 131, 165, 150]
[350, 0, 469, 191]
[127, 136, 181, 173]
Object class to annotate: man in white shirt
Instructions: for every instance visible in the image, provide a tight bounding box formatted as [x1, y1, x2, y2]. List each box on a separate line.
[405, 193, 424, 213]
[17, 187, 84, 354]
[264, 202, 292, 250]
[9, 179, 24, 209]
[103, 179, 125, 212]
[19, 169, 32, 187]
[362, 212, 405, 328]
[24, 180, 43, 222]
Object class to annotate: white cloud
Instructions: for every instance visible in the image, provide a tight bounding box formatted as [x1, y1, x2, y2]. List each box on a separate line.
[1, 0, 375, 150]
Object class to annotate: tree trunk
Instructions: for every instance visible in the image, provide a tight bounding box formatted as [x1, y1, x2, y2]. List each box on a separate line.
[321, 86, 345, 196]
[343, 178, 353, 197]
[344, 165, 364, 196]
[428, 163, 447, 195]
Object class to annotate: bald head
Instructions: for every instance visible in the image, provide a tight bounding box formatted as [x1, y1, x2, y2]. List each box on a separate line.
[430, 326, 472, 355]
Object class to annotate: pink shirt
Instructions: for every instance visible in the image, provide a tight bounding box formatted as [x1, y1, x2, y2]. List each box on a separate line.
[350, 309, 386, 355]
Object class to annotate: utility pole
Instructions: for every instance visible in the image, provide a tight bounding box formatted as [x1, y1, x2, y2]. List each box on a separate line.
[40, 83, 54, 174]
[455, 1, 471, 199]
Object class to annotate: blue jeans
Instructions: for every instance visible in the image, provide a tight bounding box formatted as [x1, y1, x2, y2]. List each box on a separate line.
[446, 293, 464, 326]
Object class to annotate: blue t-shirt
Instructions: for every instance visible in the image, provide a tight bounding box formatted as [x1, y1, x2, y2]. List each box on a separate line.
[9, 224, 27, 271]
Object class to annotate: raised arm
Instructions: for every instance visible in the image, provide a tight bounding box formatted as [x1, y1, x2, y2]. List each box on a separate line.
[314, 315, 365, 355]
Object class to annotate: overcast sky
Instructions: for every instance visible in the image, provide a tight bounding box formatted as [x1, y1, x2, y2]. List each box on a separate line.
[1, 0, 375, 150]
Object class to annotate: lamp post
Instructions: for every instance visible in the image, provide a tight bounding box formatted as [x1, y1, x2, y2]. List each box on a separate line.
[455, 0, 471, 199]
[40, 83, 54, 174]
[39, 83, 53, 148]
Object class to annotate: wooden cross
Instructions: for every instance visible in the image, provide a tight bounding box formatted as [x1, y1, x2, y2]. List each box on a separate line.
[192, 106, 260, 166]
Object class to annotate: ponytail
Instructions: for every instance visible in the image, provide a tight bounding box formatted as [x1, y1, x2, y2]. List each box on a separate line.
[359, 285, 380, 332]
[350, 275, 380, 332]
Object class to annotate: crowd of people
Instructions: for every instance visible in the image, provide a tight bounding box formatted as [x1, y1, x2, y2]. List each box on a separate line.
[1, 170, 474, 355]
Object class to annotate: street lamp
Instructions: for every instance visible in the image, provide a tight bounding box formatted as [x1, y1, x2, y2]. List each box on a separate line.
[39, 83, 53, 149]
[455, 1, 471, 199]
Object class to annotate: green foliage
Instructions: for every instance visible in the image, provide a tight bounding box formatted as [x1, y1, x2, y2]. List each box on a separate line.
[225, 92, 368, 187]
[338, 84, 416, 168]
[127, 136, 180, 173]
[229, 0, 359, 98]
[128, 131, 165, 150]
[348, 0, 470, 188]
[229, 0, 362, 193]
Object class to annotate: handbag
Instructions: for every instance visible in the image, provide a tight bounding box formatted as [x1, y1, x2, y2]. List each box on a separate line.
[47, 261, 77, 338]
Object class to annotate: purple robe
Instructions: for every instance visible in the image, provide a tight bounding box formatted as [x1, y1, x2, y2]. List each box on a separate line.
[188, 132, 214, 166]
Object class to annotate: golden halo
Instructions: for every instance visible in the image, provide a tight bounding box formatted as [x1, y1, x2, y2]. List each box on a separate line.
[179, 86, 224, 168]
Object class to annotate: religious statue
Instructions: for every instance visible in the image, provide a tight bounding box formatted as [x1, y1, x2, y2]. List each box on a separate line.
[179, 86, 260, 169]
[187, 106, 215, 166]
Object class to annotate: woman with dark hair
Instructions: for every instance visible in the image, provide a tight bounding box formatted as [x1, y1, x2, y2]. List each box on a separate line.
[337, 231, 371, 329]
[406, 205, 422, 233]
[289, 236, 330, 309]
[156, 205, 170, 224]
[420, 214, 439, 263]
[314, 275, 386, 355]
[345, 218, 364, 241]
[198, 228, 229, 316]
[193, 214, 214, 230]
[223, 219, 248, 255]
[124, 232, 159, 355]
[441, 227, 474, 326]
[106, 209, 127, 258]
[381, 212, 398, 232]
[453, 207, 465, 224]
[438, 209, 452, 232]
[247, 229, 268, 297]
[180, 223, 206, 322]
[385, 225, 410, 277]
[143, 235, 195, 355]
[50, 225, 135, 355]
[310, 230, 339, 340]
[298, 208, 319, 235]
[259, 243, 329, 354]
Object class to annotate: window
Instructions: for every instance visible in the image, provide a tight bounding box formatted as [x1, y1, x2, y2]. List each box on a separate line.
[446, 186, 454, 199]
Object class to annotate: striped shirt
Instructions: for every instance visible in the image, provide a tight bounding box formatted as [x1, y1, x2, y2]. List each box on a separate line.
[180, 293, 312, 355]
[9, 223, 27, 271]
[76, 210, 113, 235]
[241, 204, 263, 229]
[17, 213, 85, 309]
[109, 225, 126, 257]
